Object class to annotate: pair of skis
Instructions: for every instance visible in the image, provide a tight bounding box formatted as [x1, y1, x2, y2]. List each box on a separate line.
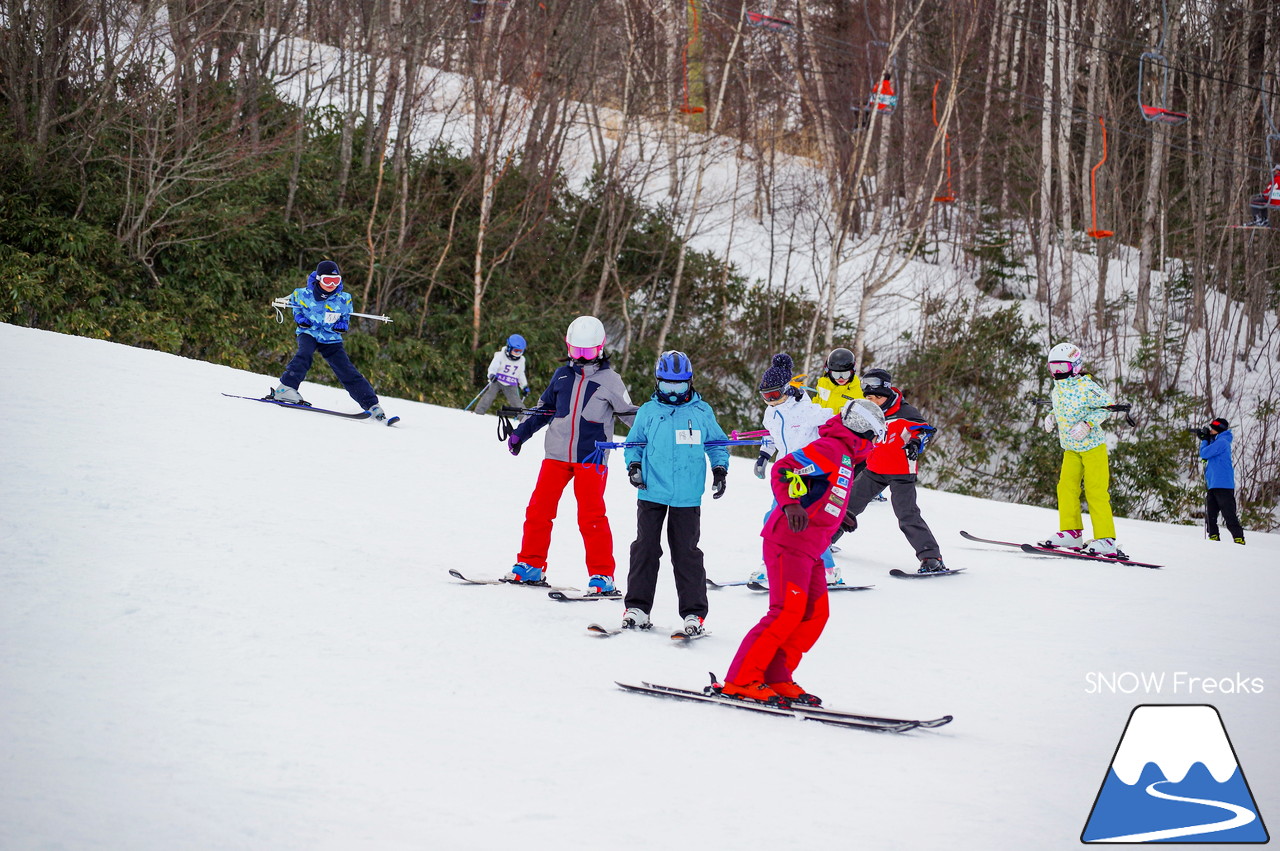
[959, 531, 1161, 568]
[223, 393, 400, 426]
[448, 569, 622, 601]
[587, 623, 709, 642]
[706, 578, 876, 591]
[617, 678, 952, 733]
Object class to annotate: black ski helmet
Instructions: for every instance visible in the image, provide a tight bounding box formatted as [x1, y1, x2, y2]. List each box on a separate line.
[825, 348, 856, 380]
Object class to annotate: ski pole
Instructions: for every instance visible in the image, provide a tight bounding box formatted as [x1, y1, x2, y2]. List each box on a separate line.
[271, 298, 393, 323]
[464, 380, 496, 412]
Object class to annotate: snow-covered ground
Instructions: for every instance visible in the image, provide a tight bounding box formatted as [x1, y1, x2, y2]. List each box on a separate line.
[1, 321, 1275, 850]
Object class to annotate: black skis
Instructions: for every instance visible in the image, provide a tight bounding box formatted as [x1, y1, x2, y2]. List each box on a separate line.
[889, 568, 966, 578]
[224, 393, 400, 426]
[587, 623, 710, 641]
[617, 681, 940, 732]
[548, 590, 623, 602]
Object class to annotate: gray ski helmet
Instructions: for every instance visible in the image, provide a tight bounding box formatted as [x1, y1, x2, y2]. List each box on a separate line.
[841, 398, 887, 441]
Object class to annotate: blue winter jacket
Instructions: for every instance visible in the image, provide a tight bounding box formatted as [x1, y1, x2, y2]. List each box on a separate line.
[624, 393, 729, 508]
[1200, 429, 1236, 489]
[289, 275, 352, 344]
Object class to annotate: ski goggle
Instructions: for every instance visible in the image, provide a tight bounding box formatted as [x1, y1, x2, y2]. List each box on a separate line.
[760, 386, 787, 402]
[861, 375, 890, 392]
[657, 380, 690, 396]
[318, 274, 342, 288]
[507, 348, 524, 357]
[828, 368, 853, 383]
[1048, 360, 1076, 376]
[568, 344, 603, 360]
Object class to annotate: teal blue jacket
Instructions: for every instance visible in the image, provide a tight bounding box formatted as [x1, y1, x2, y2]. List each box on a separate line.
[624, 393, 729, 508]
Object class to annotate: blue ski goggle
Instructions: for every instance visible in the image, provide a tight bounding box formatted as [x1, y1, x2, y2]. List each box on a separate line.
[657, 380, 690, 396]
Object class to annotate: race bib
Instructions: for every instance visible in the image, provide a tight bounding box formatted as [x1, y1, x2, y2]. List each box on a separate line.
[323, 312, 341, 324]
[675, 429, 702, 445]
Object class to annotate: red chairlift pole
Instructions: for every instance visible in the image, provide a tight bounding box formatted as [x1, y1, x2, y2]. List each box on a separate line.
[1087, 115, 1114, 239]
[931, 80, 955, 203]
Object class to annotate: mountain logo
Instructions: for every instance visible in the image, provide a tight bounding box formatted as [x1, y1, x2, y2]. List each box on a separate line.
[1081, 704, 1268, 843]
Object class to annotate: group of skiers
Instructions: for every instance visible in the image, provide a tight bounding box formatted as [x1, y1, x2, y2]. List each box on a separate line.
[268, 263, 1243, 708]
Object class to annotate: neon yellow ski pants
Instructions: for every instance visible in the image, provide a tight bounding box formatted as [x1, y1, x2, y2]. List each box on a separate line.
[1057, 444, 1116, 539]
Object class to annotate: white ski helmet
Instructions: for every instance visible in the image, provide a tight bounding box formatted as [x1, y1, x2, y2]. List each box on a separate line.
[565, 315, 607, 361]
[840, 398, 888, 442]
[1047, 341, 1083, 378]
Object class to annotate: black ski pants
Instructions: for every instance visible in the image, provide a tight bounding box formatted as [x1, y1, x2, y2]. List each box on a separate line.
[280, 334, 378, 409]
[842, 469, 942, 561]
[625, 500, 708, 620]
[1205, 487, 1244, 540]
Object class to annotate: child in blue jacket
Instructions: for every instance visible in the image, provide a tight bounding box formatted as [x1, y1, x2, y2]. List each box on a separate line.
[622, 352, 729, 636]
[271, 260, 391, 423]
[1198, 417, 1245, 544]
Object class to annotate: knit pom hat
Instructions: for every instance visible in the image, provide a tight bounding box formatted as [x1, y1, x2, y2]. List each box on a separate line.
[759, 353, 794, 391]
[1210, 417, 1230, 432]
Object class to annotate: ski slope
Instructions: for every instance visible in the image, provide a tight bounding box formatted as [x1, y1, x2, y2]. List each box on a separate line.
[1, 322, 1276, 850]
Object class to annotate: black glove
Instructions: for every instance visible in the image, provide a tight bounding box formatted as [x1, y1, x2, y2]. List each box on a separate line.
[904, 438, 922, 461]
[783, 503, 808, 533]
[521, 386, 530, 396]
[711, 466, 727, 499]
[753, 451, 770, 480]
[1187, 427, 1212, 441]
[627, 462, 645, 489]
[839, 513, 858, 534]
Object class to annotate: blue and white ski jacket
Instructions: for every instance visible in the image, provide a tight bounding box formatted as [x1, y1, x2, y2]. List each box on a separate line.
[289, 275, 352, 345]
[624, 393, 729, 508]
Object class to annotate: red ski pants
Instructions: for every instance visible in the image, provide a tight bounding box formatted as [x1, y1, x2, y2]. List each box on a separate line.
[725, 540, 830, 686]
[518, 459, 615, 577]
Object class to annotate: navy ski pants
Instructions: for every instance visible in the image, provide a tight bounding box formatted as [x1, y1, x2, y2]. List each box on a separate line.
[280, 334, 379, 409]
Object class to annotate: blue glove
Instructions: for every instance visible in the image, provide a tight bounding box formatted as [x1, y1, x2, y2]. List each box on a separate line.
[521, 386, 530, 396]
[296, 319, 312, 328]
[753, 451, 770, 479]
[627, 462, 645, 489]
[507, 434, 522, 456]
[334, 320, 349, 333]
[488, 375, 496, 382]
[711, 467, 727, 499]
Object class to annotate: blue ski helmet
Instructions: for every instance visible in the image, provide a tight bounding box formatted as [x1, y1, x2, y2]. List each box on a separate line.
[655, 350, 694, 381]
[507, 334, 527, 350]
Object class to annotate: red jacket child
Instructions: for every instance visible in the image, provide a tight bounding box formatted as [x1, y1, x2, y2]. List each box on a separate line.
[721, 403, 883, 706]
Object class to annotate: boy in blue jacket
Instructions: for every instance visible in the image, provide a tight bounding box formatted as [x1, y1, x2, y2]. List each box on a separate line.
[1198, 417, 1245, 544]
[622, 352, 729, 636]
[271, 260, 391, 423]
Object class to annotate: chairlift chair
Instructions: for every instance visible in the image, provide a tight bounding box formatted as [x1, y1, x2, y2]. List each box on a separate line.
[1138, 52, 1189, 125]
[1086, 115, 1114, 239]
[747, 10, 794, 32]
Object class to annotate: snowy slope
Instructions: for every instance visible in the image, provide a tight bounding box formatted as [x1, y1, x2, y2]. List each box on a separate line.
[1, 322, 1276, 850]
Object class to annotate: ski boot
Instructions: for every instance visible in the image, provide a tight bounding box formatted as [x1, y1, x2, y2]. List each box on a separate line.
[1208, 534, 1220, 541]
[748, 567, 767, 588]
[917, 557, 949, 574]
[621, 607, 651, 630]
[768, 681, 822, 707]
[505, 562, 544, 584]
[269, 384, 306, 404]
[1234, 537, 1246, 545]
[825, 566, 844, 587]
[587, 574, 617, 596]
[682, 615, 705, 636]
[1037, 529, 1083, 550]
[366, 404, 389, 423]
[716, 680, 784, 705]
[1083, 538, 1126, 559]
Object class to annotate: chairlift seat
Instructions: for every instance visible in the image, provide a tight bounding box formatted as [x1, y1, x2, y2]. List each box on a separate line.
[1140, 104, 1189, 125]
[1087, 230, 1114, 239]
[747, 11, 794, 31]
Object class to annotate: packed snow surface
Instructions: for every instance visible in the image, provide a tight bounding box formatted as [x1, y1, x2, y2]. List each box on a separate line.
[1, 322, 1275, 850]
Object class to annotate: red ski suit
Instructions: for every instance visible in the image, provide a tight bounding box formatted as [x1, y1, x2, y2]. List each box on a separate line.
[725, 418, 874, 687]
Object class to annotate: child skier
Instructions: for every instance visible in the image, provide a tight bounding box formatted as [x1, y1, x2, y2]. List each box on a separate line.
[472, 334, 530, 415]
[718, 399, 885, 705]
[1037, 342, 1124, 557]
[621, 351, 729, 636]
[813, 347, 865, 417]
[271, 260, 392, 423]
[1246, 165, 1280, 227]
[1197, 417, 1245, 544]
[504, 316, 637, 593]
[839, 369, 946, 573]
[750, 353, 842, 587]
